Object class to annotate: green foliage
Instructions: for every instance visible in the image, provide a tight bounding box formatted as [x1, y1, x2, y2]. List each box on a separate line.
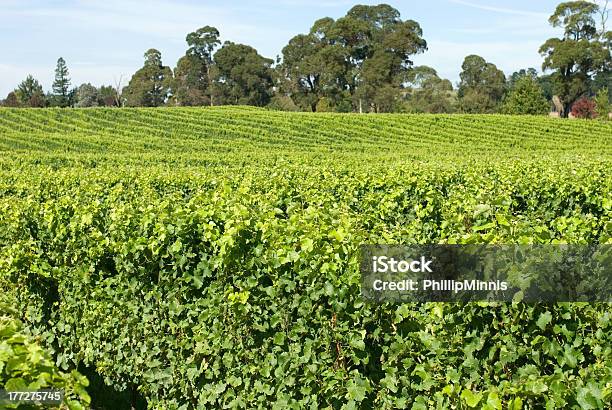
[98, 87, 116, 107]
[2, 92, 20, 108]
[172, 54, 210, 106]
[507, 68, 539, 89]
[213, 42, 274, 107]
[548, 1, 599, 40]
[280, 4, 427, 112]
[0, 108, 611, 408]
[75, 83, 99, 108]
[15, 75, 45, 108]
[75, 84, 118, 108]
[267, 95, 299, 112]
[403, 66, 455, 113]
[458, 55, 506, 113]
[123, 49, 173, 107]
[51, 57, 71, 108]
[186, 26, 221, 63]
[502, 76, 550, 115]
[0, 301, 91, 409]
[539, 1, 611, 117]
[315, 96, 335, 112]
[173, 26, 221, 107]
[595, 87, 610, 119]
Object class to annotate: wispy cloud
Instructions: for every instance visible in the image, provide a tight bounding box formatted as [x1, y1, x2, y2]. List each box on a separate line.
[0, 0, 295, 95]
[6, 0, 259, 41]
[449, 0, 548, 17]
[0, 0, 566, 97]
[3, 0, 294, 53]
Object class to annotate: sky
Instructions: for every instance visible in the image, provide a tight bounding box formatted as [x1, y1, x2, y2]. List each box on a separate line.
[0, 0, 583, 96]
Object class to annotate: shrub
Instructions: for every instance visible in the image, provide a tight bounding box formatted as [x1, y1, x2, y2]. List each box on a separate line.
[502, 77, 549, 115]
[267, 95, 299, 112]
[0, 302, 91, 409]
[571, 97, 597, 119]
[594, 88, 610, 120]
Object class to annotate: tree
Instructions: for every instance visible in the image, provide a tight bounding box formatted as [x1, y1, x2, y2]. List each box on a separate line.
[173, 54, 210, 106]
[279, 19, 346, 112]
[123, 49, 173, 107]
[594, 87, 610, 119]
[51, 57, 71, 107]
[502, 76, 550, 115]
[539, 1, 611, 117]
[2, 92, 20, 107]
[508, 68, 539, 89]
[571, 96, 597, 118]
[75, 83, 99, 107]
[112, 76, 124, 107]
[280, 4, 426, 112]
[537, 73, 555, 100]
[457, 55, 506, 113]
[508, 67, 554, 102]
[98, 85, 119, 107]
[16, 75, 46, 107]
[267, 95, 299, 111]
[173, 26, 221, 106]
[597, 0, 610, 36]
[403, 66, 455, 113]
[347, 7, 427, 112]
[213, 42, 274, 106]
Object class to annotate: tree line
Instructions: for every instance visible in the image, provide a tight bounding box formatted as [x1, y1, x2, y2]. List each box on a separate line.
[2, 2, 610, 118]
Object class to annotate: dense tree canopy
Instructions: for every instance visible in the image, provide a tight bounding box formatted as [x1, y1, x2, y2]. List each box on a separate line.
[539, 1, 611, 116]
[508, 68, 539, 89]
[457, 55, 506, 113]
[403, 66, 455, 113]
[5, 1, 610, 117]
[594, 87, 610, 118]
[98, 85, 119, 107]
[75, 83, 99, 107]
[123, 49, 173, 107]
[279, 18, 346, 112]
[280, 4, 427, 112]
[213, 42, 274, 106]
[173, 54, 209, 106]
[502, 76, 550, 115]
[74, 83, 118, 107]
[16, 75, 46, 107]
[173, 26, 221, 106]
[2, 92, 20, 107]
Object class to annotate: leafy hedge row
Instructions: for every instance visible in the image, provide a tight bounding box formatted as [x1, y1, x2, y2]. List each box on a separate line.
[1, 160, 611, 408]
[0, 299, 91, 409]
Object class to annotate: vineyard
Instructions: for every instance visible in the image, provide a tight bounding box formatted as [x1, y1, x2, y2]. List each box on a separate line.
[0, 107, 611, 409]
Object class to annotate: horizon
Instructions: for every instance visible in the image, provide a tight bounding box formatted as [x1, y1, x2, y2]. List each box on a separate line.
[0, 0, 574, 96]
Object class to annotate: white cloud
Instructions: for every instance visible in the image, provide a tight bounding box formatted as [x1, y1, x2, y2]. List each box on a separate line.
[7, 0, 258, 41]
[0, 0, 295, 95]
[0, 0, 568, 97]
[2, 0, 293, 55]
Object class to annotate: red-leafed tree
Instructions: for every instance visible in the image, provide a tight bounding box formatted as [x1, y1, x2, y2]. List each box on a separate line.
[571, 97, 597, 118]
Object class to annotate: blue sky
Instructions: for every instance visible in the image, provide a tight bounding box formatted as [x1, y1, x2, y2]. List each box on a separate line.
[0, 0, 579, 96]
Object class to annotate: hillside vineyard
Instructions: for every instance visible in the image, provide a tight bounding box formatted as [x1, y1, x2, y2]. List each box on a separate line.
[1, 107, 611, 408]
